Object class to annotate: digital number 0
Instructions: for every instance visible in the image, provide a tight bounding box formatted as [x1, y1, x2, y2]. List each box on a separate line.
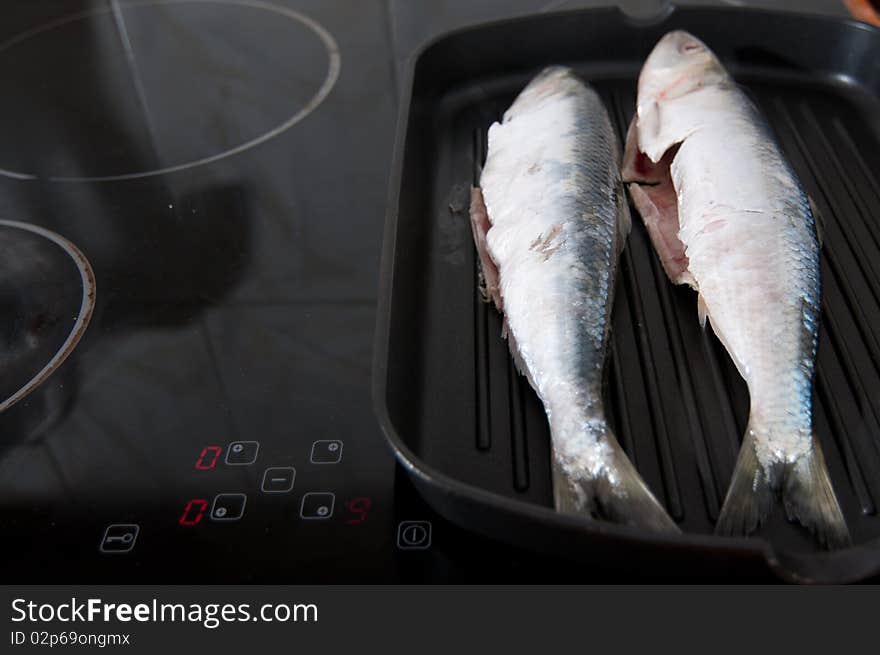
[194, 446, 222, 470]
[179, 499, 209, 526]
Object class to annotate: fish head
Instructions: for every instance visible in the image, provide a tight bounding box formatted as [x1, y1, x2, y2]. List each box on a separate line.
[637, 31, 728, 105]
[633, 31, 730, 162]
[503, 66, 580, 122]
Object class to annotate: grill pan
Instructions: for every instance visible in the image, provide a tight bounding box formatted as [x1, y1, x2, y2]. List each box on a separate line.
[373, 5, 880, 582]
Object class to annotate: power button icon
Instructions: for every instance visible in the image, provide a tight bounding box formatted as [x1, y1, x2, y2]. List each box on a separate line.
[397, 521, 432, 550]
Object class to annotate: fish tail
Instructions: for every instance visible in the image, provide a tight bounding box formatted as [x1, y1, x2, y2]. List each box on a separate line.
[715, 427, 778, 538]
[781, 436, 851, 549]
[552, 420, 679, 534]
[716, 427, 850, 549]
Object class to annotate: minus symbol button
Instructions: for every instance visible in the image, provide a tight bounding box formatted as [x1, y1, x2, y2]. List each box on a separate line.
[261, 467, 296, 494]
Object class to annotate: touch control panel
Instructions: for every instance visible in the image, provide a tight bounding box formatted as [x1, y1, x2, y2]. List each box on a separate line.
[101, 438, 376, 554]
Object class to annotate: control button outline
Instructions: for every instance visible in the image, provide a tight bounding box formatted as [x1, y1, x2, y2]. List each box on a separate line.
[310, 439, 343, 464]
[99, 524, 140, 554]
[397, 521, 432, 550]
[210, 493, 248, 521]
[225, 440, 260, 465]
[261, 466, 297, 494]
[300, 492, 336, 520]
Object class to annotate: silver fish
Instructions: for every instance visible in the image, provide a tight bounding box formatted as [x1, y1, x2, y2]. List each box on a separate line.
[470, 67, 678, 533]
[622, 31, 850, 548]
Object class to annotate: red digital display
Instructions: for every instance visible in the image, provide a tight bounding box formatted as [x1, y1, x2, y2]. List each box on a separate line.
[344, 497, 372, 525]
[179, 499, 209, 526]
[194, 445, 222, 470]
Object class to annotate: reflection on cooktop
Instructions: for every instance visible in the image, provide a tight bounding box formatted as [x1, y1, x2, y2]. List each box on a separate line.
[0, 0, 340, 182]
[0, 220, 95, 411]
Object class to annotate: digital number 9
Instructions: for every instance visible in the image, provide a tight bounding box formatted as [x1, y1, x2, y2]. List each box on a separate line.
[345, 497, 372, 525]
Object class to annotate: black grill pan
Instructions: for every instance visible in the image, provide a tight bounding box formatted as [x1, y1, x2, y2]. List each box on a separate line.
[373, 5, 880, 582]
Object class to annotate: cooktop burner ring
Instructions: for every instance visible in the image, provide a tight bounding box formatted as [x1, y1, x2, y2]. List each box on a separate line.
[0, 0, 341, 183]
[0, 220, 96, 412]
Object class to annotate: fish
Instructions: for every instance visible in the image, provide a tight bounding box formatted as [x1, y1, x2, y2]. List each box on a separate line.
[621, 31, 850, 548]
[470, 66, 678, 533]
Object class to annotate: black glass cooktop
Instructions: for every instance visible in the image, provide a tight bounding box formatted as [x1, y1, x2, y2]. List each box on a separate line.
[0, 0, 629, 584]
[1, 0, 853, 584]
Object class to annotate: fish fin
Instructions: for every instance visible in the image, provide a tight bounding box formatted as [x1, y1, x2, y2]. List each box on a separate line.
[697, 294, 709, 329]
[716, 428, 851, 549]
[469, 186, 503, 311]
[504, 322, 526, 376]
[808, 194, 825, 248]
[621, 115, 671, 185]
[502, 318, 537, 390]
[552, 421, 679, 534]
[637, 99, 664, 160]
[782, 436, 851, 549]
[715, 426, 779, 538]
[705, 314, 751, 383]
[635, 96, 699, 165]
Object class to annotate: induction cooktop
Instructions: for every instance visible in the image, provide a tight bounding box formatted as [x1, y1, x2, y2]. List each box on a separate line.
[2, 0, 863, 584]
[0, 0, 643, 584]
